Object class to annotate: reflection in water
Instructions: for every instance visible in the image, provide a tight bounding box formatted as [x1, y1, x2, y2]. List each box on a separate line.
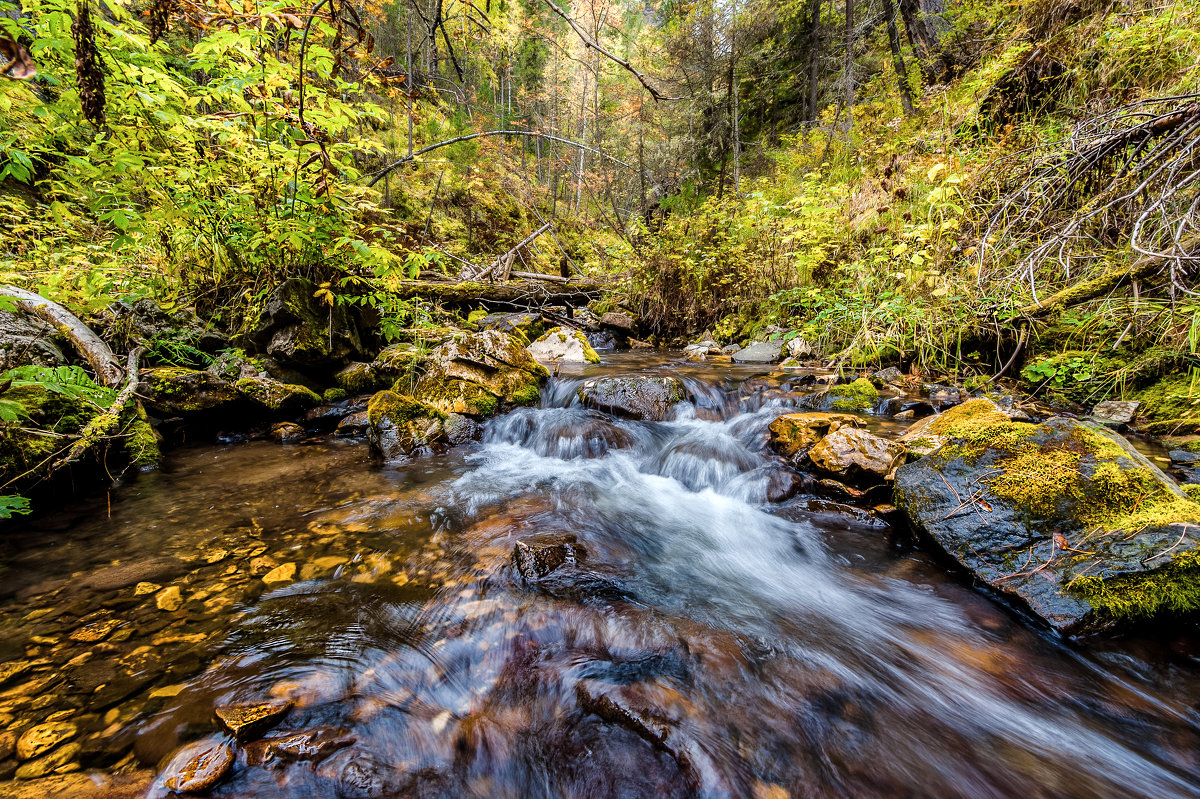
[1, 355, 1199, 798]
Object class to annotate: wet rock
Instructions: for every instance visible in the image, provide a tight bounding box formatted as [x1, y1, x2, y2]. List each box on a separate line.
[235, 376, 321, 413]
[898, 398, 1010, 458]
[528, 327, 601, 364]
[412, 330, 548, 417]
[15, 741, 80, 779]
[587, 331, 617, 351]
[0, 660, 35, 687]
[894, 408, 1200, 636]
[682, 344, 708, 362]
[0, 308, 66, 368]
[155, 586, 183, 612]
[69, 619, 123, 642]
[207, 350, 265, 382]
[765, 468, 809, 503]
[333, 361, 382, 394]
[512, 537, 586, 581]
[244, 728, 355, 766]
[0, 729, 14, 760]
[731, 340, 784, 363]
[578, 376, 688, 421]
[250, 278, 368, 371]
[1170, 449, 1200, 466]
[808, 428, 905, 484]
[270, 422, 306, 443]
[872, 366, 905, 387]
[215, 701, 292, 742]
[1091, 400, 1140, 427]
[768, 412, 864, 461]
[922, 383, 962, 408]
[158, 736, 235, 793]
[366, 391, 448, 460]
[371, 342, 423, 378]
[141, 367, 243, 416]
[599, 312, 637, 335]
[16, 721, 77, 760]
[262, 563, 297, 585]
[883, 398, 936, 418]
[335, 410, 370, 437]
[444, 413, 482, 445]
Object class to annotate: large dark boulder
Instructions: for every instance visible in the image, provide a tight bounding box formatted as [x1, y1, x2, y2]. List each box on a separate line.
[893, 400, 1200, 636]
[250, 279, 367, 372]
[0, 308, 67, 369]
[578, 376, 688, 421]
[94, 298, 226, 358]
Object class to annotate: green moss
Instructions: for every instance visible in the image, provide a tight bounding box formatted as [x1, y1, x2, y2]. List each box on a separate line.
[923, 398, 1013, 438]
[1184, 484, 1200, 502]
[1074, 549, 1200, 619]
[324, 388, 347, 402]
[122, 405, 161, 468]
[509, 382, 541, 407]
[334, 362, 382, 394]
[367, 390, 446, 426]
[1135, 372, 1200, 421]
[827, 377, 880, 411]
[234, 377, 321, 411]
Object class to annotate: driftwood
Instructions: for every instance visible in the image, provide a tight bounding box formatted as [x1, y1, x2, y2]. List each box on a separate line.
[2, 285, 124, 388]
[54, 348, 143, 469]
[470, 223, 554, 281]
[391, 278, 605, 309]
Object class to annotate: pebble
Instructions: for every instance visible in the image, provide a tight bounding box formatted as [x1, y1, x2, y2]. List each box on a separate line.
[262, 563, 297, 585]
[215, 700, 292, 742]
[159, 736, 235, 793]
[16, 721, 78, 761]
[155, 587, 183, 613]
[133, 582, 160, 596]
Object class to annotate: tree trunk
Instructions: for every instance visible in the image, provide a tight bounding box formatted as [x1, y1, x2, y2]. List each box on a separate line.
[807, 0, 821, 121]
[843, 0, 854, 130]
[883, 0, 914, 113]
[899, 0, 949, 82]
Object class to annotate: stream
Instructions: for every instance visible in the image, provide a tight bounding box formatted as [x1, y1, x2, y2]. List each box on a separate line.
[2, 354, 1200, 798]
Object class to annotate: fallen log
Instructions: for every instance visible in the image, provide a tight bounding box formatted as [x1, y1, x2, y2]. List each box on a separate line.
[391, 278, 606, 309]
[1018, 250, 1177, 320]
[470, 222, 554, 282]
[53, 347, 143, 469]
[2, 285, 124, 388]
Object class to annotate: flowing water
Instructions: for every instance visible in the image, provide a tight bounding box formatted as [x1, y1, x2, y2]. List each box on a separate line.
[2, 354, 1200, 798]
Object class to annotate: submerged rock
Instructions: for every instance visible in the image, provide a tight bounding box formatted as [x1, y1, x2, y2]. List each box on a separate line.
[768, 412, 864, 461]
[578, 376, 688, 421]
[413, 330, 548, 417]
[731, 340, 783, 363]
[527, 327, 601, 364]
[366, 391, 448, 460]
[158, 736, 235, 793]
[893, 402, 1200, 636]
[808, 428, 905, 484]
[16, 722, 77, 761]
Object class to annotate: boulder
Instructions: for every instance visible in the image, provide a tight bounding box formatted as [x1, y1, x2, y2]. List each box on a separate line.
[94, 298, 226, 356]
[578, 376, 688, 421]
[527, 327, 601, 364]
[235, 376, 321, 413]
[872, 366, 905, 387]
[509, 536, 632, 603]
[412, 330, 548, 417]
[207, 350, 266, 382]
[475, 312, 544, 345]
[922, 383, 962, 408]
[587, 331, 617, 351]
[334, 362, 383, 394]
[893, 403, 1200, 636]
[141, 367, 244, 416]
[898, 398, 1010, 457]
[599, 312, 637, 335]
[808, 428, 905, 484]
[366, 391, 448, 460]
[16, 722, 77, 761]
[158, 738, 235, 794]
[371, 342, 423, 379]
[785, 336, 815, 359]
[334, 410, 370, 437]
[215, 701, 292, 743]
[1090, 400, 1140, 427]
[731, 340, 783, 363]
[804, 377, 880, 412]
[250, 278, 367, 372]
[0, 308, 67, 369]
[270, 422, 305, 443]
[768, 412, 864, 461]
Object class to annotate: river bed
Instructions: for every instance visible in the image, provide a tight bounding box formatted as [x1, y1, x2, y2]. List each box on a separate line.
[1, 354, 1199, 798]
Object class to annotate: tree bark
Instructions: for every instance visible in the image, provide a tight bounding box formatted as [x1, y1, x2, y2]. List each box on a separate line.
[2, 285, 124, 388]
[898, 0, 949, 82]
[883, 0, 915, 113]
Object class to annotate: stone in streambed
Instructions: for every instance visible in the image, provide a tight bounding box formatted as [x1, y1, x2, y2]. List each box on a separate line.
[155, 586, 183, 612]
[578, 376, 688, 422]
[270, 422, 305, 443]
[157, 736, 235, 793]
[235, 376, 321, 413]
[214, 701, 292, 742]
[731, 340, 783, 363]
[894, 401, 1200, 636]
[366, 391, 448, 460]
[335, 410, 370, 436]
[809, 428, 906, 484]
[14, 742, 80, 780]
[262, 562, 297, 585]
[16, 722, 77, 761]
[768, 412, 864, 461]
[1090, 399, 1140, 427]
[412, 330, 547, 417]
[140, 367, 243, 416]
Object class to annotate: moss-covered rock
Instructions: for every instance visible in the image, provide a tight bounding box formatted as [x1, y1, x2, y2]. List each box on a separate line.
[249, 278, 367, 372]
[412, 330, 547, 418]
[0, 385, 99, 487]
[234, 377, 321, 413]
[1134, 372, 1200, 422]
[803, 377, 880, 412]
[142, 367, 244, 416]
[122, 404, 161, 469]
[366, 390, 448, 460]
[768, 412, 864, 461]
[475, 312, 544, 346]
[371, 342, 424, 383]
[898, 398, 1011, 457]
[894, 406, 1200, 636]
[334, 362, 384, 394]
[527, 328, 601, 364]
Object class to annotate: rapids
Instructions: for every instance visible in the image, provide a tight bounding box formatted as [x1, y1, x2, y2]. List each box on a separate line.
[2, 354, 1198, 798]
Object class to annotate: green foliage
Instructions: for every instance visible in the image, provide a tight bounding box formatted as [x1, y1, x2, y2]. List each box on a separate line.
[0, 495, 31, 519]
[4, 365, 116, 407]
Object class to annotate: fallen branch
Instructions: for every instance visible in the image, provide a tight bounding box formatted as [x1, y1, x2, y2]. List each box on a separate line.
[2, 285, 124, 388]
[509, 270, 571, 284]
[471, 223, 554, 281]
[366, 130, 634, 187]
[53, 347, 143, 470]
[389, 278, 605, 309]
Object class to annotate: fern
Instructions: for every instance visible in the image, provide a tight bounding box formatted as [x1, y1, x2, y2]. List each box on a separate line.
[3, 365, 117, 406]
[0, 495, 31, 519]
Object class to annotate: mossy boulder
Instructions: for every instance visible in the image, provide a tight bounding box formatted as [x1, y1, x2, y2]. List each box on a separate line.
[371, 342, 424, 382]
[141, 367, 244, 416]
[334, 362, 385, 394]
[803, 377, 880, 412]
[412, 330, 548, 418]
[1134, 372, 1200, 422]
[898, 398, 1011, 457]
[578, 376, 688, 421]
[768, 412, 864, 461]
[475, 312, 544, 346]
[527, 328, 601, 364]
[0, 385, 98, 486]
[249, 278, 367, 372]
[894, 402, 1200, 636]
[366, 390, 448, 460]
[234, 377, 321, 413]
